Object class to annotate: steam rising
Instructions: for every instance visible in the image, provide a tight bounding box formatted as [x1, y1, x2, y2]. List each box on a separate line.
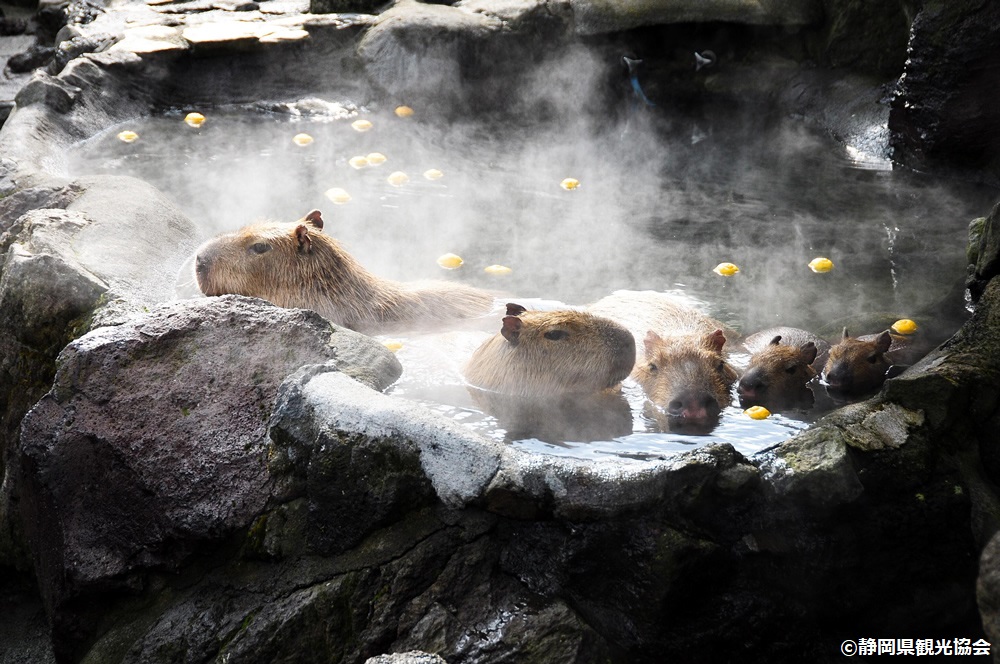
[68, 44, 995, 456]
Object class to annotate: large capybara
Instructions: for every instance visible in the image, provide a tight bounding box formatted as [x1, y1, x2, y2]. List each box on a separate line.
[822, 328, 900, 396]
[589, 290, 739, 432]
[194, 210, 496, 334]
[462, 303, 636, 399]
[738, 327, 831, 411]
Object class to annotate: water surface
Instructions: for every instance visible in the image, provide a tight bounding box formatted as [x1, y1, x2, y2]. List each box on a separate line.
[68, 100, 997, 459]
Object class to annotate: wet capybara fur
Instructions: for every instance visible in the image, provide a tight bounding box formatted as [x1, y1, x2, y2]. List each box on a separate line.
[634, 329, 739, 431]
[823, 328, 894, 396]
[463, 303, 636, 399]
[195, 210, 495, 334]
[589, 290, 738, 431]
[739, 327, 830, 410]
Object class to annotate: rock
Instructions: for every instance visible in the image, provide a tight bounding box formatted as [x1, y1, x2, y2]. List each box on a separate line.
[569, 0, 823, 36]
[978, 530, 1000, 649]
[819, 0, 913, 77]
[268, 366, 500, 553]
[0, 176, 198, 568]
[889, 0, 1000, 183]
[969, 201, 1000, 302]
[16, 295, 401, 660]
[365, 652, 447, 664]
[357, 1, 502, 102]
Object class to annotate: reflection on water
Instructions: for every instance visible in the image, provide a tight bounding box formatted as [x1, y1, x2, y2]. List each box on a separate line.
[68, 100, 997, 460]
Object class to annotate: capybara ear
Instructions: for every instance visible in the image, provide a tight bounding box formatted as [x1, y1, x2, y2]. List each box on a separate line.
[302, 210, 324, 230]
[769, 335, 782, 346]
[704, 329, 726, 353]
[501, 315, 522, 345]
[874, 330, 892, 354]
[294, 224, 312, 253]
[643, 330, 663, 355]
[841, 327, 850, 341]
[505, 303, 527, 317]
[800, 341, 818, 364]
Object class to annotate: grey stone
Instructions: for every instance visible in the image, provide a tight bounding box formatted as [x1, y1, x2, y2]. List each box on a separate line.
[357, 1, 502, 100]
[570, 0, 824, 36]
[365, 652, 447, 664]
[17, 295, 401, 619]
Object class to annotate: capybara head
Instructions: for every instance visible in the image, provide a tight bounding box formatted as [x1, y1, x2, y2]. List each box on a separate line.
[738, 335, 819, 410]
[822, 328, 892, 396]
[195, 210, 336, 308]
[634, 329, 738, 431]
[463, 303, 637, 398]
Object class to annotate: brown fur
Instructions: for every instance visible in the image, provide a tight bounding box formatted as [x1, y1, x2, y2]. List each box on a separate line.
[463, 304, 636, 399]
[195, 210, 496, 334]
[589, 291, 738, 428]
[739, 328, 830, 410]
[823, 328, 893, 396]
[634, 329, 739, 426]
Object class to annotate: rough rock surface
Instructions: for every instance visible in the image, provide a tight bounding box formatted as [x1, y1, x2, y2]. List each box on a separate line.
[0, 175, 198, 568]
[889, 0, 1000, 183]
[16, 295, 400, 661]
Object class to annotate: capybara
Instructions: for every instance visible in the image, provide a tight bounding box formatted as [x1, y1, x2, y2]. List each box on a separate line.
[738, 327, 831, 410]
[634, 329, 739, 432]
[462, 303, 636, 399]
[589, 290, 738, 431]
[194, 210, 496, 334]
[822, 328, 896, 396]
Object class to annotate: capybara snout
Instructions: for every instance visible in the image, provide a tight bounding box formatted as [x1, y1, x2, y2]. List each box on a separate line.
[823, 328, 893, 396]
[634, 329, 738, 427]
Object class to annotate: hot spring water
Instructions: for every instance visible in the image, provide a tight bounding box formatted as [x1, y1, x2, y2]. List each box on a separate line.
[67, 101, 996, 459]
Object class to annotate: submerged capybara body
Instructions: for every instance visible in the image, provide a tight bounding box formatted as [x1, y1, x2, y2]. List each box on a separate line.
[822, 328, 896, 396]
[463, 303, 636, 399]
[194, 210, 496, 334]
[589, 291, 738, 431]
[738, 327, 830, 410]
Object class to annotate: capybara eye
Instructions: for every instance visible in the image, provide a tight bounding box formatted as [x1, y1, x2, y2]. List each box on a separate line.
[648, 363, 658, 372]
[544, 330, 569, 341]
[867, 354, 880, 364]
[785, 365, 798, 375]
[249, 242, 272, 255]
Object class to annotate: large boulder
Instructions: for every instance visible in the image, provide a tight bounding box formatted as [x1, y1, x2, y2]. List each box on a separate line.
[16, 296, 400, 661]
[889, 0, 1000, 183]
[0, 175, 198, 568]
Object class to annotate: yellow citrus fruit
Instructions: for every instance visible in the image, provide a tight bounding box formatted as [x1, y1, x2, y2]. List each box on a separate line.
[387, 171, 409, 187]
[394, 106, 414, 118]
[348, 155, 369, 169]
[184, 112, 206, 128]
[351, 119, 373, 132]
[382, 339, 403, 352]
[808, 257, 834, 273]
[324, 188, 351, 204]
[713, 262, 740, 277]
[484, 264, 512, 276]
[744, 406, 771, 420]
[437, 253, 464, 269]
[560, 178, 580, 191]
[117, 130, 139, 143]
[366, 152, 387, 165]
[292, 133, 314, 146]
[423, 169, 444, 180]
[891, 319, 918, 335]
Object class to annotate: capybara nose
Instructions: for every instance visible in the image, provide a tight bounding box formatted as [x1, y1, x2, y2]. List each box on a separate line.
[738, 370, 764, 396]
[668, 391, 720, 421]
[611, 330, 637, 382]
